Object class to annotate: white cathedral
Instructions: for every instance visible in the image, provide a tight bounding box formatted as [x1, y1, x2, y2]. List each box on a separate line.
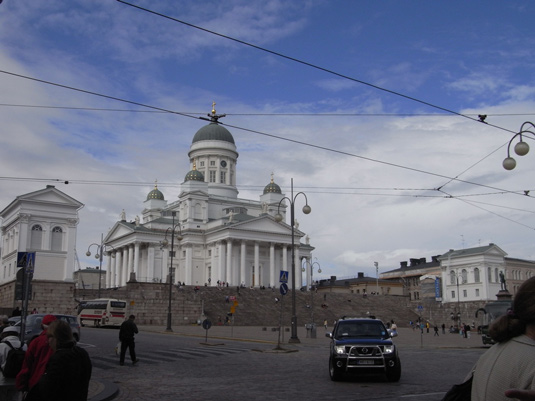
[104, 107, 315, 289]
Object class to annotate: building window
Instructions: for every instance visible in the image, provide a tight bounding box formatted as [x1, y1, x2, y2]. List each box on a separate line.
[31, 224, 43, 250]
[210, 161, 215, 166]
[51, 226, 63, 251]
[450, 270, 455, 285]
[495, 268, 499, 283]
[209, 171, 216, 182]
[488, 267, 492, 282]
[461, 269, 468, 284]
[474, 268, 480, 282]
[220, 171, 226, 184]
[463, 289, 467, 298]
[200, 161, 205, 167]
[451, 290, 455, 299]
[475, 289, 480, 297]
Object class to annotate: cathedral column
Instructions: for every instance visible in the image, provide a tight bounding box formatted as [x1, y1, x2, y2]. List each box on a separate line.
[269, 243, 275, 287]
[122, 247, 129, 286]
[185, 244, 193, 285]
[133, 242, 140, 281]
[106, 253, 113, 288]
[295, 246, 301, 288]
[147, 245, 155, 282]
[226, 241, 233, 285]
[162, 246, 169, 283]
[254, 242, 260, 287]
[219, 242, 226, 284]
[115, 250, 122, 287]
[240, 240, 246, 287]
[128, 244, 134, 282]
[282, 245, 288, 277]
[211, 243, 217, 286]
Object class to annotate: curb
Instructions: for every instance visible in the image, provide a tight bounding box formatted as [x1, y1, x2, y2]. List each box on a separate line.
[88, 379, 120, 401]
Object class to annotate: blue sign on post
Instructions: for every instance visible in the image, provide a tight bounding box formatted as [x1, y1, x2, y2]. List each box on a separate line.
[279, 270, 288, 283]
[280, 283, 288, 296]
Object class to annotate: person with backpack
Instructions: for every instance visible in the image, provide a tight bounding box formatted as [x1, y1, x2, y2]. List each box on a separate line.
[0, 326, 26, 373]
[0, 326, 26, 401]
[15, 314, 56, 397]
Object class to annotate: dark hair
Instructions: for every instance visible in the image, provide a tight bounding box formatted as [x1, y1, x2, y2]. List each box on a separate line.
[47, 320, 74, 346]
[129, 315, 135, 320]
[489, 277, 535, 343]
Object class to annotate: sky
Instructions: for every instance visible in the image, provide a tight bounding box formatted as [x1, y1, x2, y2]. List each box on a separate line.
[1, 0, 535, 282]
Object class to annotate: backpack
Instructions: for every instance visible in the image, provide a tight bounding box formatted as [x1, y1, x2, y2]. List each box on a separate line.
[1, 340, 26, 378]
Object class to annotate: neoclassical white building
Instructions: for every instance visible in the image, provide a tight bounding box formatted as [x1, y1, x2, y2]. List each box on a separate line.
[104, 108, 315, 289]
[0, 185, 83, 284]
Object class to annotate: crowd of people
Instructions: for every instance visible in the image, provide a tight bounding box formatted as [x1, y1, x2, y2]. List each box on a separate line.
[0, 313, 93, 401]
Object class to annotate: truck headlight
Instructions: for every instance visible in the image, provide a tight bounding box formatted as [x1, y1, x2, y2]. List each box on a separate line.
[383, 345, 395, 354]
[335, 346, 346, 354]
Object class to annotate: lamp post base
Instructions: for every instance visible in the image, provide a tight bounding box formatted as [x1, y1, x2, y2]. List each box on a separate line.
[166, 313, 173, 332]
[288, 316, 300, 343]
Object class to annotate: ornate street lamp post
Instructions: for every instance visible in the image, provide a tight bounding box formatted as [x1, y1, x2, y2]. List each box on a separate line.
[160, 212, 183, 332]
[86, 233, 116, 298]
[275, 178, 311, 343]
[502, 121, 535, 170]
[302, 258, 321, 327]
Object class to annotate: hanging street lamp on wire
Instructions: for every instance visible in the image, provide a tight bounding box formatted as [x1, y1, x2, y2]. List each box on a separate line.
[274, 178, 311, 343]
[502, 122, 535, 170]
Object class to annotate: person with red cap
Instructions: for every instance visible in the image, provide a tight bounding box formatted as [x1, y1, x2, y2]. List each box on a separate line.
[15, 314, 57, 398]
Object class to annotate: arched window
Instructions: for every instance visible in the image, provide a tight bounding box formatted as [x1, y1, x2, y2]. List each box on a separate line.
[31, 224, 43, 250]
[450, 270, 456, 285]
[474, 268, 480, 282]
[51, 226, 63, 251]
[495, 268, 499, 283]
[488, 267, 492, 282]
[461, 269, 468, 284]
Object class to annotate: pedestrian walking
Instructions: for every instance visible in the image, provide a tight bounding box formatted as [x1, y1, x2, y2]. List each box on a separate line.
[119, 315, 139, 366]
[324, 319, 328, 329]
[433, 325, 439, 336]
[441, 323, 446, 335]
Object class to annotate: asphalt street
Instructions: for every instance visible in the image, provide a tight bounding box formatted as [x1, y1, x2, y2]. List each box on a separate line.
[85, 324, 487, 401]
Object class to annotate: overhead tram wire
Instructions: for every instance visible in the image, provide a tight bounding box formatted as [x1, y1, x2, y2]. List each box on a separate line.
[115, 0, 517, 137]
[438, 189, 535, 231]
[1, 103, 534, 118]
[0, 69, 530, 201]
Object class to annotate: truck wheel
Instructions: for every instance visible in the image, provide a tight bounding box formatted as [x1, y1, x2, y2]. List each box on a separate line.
[386, 358, 401, 382]
[329, 357, 344, 381]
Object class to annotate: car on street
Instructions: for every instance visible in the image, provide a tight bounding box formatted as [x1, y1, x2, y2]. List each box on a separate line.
[326, 317, 401, 382]
[14, 313, 81, 344]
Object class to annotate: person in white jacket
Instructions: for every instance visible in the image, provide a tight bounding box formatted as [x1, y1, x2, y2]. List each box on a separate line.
[0, 326, 26, 370]
[0, 325, 27, 401]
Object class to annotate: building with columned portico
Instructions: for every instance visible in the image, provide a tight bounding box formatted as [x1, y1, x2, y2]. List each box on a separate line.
[103, 107, 315, 289]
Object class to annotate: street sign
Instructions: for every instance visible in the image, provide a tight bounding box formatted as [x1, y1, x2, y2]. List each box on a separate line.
[202, 319, 212, 330]
[280, 283, 288, 295]
[279, 270, 288, 283]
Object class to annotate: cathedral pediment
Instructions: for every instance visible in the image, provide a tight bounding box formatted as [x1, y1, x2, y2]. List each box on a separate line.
[104, 221, 135, 242]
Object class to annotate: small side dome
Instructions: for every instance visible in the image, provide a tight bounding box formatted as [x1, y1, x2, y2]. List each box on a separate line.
[185, 161, 205, 182]
[147, 182, 165, 200]
[263, 174, 281, 194]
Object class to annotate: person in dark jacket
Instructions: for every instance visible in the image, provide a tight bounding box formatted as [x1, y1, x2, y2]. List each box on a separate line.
[119, 314, 139, 366]
[28, 319, 92, 401]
